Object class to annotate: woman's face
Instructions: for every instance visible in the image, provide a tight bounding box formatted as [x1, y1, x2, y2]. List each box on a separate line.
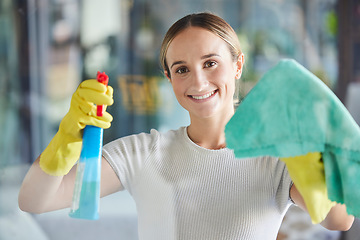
[165, 26, 243, 121]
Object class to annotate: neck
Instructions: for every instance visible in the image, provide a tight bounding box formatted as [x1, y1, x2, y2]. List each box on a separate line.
[187, 112, 233, 150]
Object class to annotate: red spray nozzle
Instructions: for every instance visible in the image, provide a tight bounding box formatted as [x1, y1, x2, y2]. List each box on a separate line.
[97, 71, 109, 86]
[96, 71, 109, 117]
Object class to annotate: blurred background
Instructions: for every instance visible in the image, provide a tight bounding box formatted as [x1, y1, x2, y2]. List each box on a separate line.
[0, 0, 360, 239]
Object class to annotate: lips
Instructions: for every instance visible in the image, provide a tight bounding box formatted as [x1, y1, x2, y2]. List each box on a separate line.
[189, 90, 217, 100]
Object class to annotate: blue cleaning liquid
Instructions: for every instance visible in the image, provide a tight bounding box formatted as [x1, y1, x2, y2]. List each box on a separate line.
[69, 125, 102, 220]
[70, 180, 100, 219]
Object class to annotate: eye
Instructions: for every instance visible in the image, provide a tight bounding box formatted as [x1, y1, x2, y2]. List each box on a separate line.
[204, 61, 217, 68]
[175, 66, 189, 74]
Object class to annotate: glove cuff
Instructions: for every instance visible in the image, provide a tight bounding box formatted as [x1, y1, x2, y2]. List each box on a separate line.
[39, 131, 82, 176]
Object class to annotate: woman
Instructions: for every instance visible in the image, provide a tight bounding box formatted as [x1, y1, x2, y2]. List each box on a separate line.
[19, 12, 353, 239]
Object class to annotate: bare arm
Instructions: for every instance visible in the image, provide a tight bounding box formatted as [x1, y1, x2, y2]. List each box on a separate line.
[290, 184, 354, 231]
[18, 156, 121, 214]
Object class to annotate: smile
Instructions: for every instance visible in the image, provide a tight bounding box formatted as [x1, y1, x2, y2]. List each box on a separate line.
[190, 90, 216, 100]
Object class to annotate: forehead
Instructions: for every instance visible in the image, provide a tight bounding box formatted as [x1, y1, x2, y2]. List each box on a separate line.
[166, 27, 230, 60]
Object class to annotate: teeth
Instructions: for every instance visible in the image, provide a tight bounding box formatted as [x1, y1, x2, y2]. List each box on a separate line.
[191, 91, 215, 100]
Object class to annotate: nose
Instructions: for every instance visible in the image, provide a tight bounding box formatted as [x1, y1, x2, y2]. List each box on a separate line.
[192, 69, 209, 92]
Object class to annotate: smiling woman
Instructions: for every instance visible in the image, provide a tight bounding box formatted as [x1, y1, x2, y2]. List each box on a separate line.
[18, 12, 353, 240]
[165, 26, 243, 133]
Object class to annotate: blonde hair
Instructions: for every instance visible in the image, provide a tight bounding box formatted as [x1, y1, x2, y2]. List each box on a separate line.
[160, 12, 242, 77]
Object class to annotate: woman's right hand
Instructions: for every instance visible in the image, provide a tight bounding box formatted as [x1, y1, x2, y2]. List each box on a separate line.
[18, 79, 116, 213]
[39, 79, 113, 176]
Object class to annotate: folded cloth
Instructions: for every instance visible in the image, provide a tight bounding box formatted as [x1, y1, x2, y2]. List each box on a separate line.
[225, 59, 360, 219]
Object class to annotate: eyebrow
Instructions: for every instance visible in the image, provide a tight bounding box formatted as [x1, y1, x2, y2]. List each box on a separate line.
[170, 60, 186, 70]
[170, 53, 221, 70]
[201, 53, 220, 59]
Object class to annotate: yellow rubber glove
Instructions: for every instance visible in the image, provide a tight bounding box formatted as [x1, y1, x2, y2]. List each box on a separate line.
[281, 152, 336, 224]
[39, 80, 114, 176]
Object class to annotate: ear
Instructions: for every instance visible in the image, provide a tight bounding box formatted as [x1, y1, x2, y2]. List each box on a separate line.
[164, 70, 172, 83]
[235, 54, 244, 79]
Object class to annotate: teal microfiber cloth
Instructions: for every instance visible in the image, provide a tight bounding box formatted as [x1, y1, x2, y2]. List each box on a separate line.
[225, 59, 360, 218]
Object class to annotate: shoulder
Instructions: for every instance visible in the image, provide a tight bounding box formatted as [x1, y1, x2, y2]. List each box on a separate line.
[241, 155, 286, 172]
[104, 129, 159, 150]
[103, 127, 185, 154]
[156, 127, 186, 143]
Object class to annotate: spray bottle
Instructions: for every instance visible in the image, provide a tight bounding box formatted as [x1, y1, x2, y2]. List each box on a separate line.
[69, 71, 109, 220]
